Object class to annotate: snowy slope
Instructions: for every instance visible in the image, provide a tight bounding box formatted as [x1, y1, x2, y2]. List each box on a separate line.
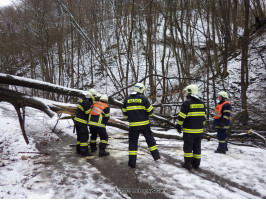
[0, 102, 265, 198]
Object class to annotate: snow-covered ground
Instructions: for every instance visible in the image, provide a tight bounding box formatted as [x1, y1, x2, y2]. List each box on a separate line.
[0, 102, 265, 199]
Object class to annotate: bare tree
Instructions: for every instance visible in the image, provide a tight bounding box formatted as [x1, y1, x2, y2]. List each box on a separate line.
[240, 0, 250, 123]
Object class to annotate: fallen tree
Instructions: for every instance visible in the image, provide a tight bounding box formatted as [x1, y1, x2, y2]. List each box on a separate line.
[1, 73, 264, 145]
[0, 86, 182, 143]
[0, 87, 61, 144]
[0, 73, 122, 107]
[0, 73, 175, 118]
[0, 87, 55, 117]
[0, 74, 176, 144]
[55, 105, 182, 139]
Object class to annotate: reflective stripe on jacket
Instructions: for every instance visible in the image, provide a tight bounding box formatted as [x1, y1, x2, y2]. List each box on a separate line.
[88, 101, 110, 128]
[214, 101, 232, 120]
[122, 92, 153, 131]
[74, 97, 93, 125]
[212, 100, 232, 130]
[176, 96, 206, 134]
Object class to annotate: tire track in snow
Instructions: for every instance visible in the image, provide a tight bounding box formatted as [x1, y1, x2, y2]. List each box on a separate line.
[35, 132, 168, 199]
[87, 154, 168, 199]
[162, 153, 264, 198]
[34, 127, 264, 199]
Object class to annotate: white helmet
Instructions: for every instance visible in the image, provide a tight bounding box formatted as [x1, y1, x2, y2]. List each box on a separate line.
[134, 83, 146, 93]
[218, 91, 229, 99]
[100, 95, 108, 103]
[85, 88, 97, 99]
[184, 84, 198, 95]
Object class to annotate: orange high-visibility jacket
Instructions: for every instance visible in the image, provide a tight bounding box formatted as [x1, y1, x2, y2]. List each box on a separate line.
[88, 101, 110, 128]
[90, 102, 108, 115]
[214, 101, 232, 120]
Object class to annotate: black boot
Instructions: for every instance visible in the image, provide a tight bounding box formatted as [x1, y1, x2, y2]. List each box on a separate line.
[151, 149, 160, 161]
[99, 150, 109, 157]
[80, 146, 92, 157]
[128, 162, 136, 168]
[192, 158, 201, 169]
[183, 157, 193, 170]
[182, 163, 192, 171]
[90, 143, 97, 153]
[214, 150, 226, 154]
[76, 145, 81, 154]
[128, 155, 137, 168]
[81, 151, 92, 157]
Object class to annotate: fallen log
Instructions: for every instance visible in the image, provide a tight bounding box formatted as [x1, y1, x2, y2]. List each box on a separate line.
[55, 104, 176, 129]
[0, 73, 122, 107]
[227, 110, 246, 134]
[0, 87, 80, 144]
[248, 129, 266, 142]
[107, 119, 181, 139]
[0, 87, 178, 143]
[0, 73, 176, 127]
[0, 87, 58, 144]
[2, 74, 263, 145]
[0, 87, 55, 118]
[53, 104, 76, 116]
[0, 73, 84, 98]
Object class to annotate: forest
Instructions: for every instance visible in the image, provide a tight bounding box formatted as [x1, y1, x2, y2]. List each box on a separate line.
[0, 1, 266, 198]
[0, 0, 265, 131]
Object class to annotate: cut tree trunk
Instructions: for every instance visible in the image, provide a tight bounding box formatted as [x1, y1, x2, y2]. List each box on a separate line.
[0, 87, 55, 118]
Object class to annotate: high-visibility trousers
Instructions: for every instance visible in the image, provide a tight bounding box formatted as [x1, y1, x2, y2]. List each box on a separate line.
[128, 128, 160, 167]
[183, 133, 203, 168]
[75, 123, 89, 153]
[89, 126, 108, 150]
[216, 129, 228, 151]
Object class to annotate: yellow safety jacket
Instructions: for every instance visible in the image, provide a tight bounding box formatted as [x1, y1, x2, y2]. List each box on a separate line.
[176, 96, 206, 134]
[122, 92, 153, 131]
[74, 97, 93, 125]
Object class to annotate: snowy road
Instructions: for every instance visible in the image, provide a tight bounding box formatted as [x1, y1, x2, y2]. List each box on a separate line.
[31, 130, 266, 199]
[0, 102, 266, 198]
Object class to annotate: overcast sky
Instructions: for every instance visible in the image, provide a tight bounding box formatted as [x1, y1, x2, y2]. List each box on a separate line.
[0, 0, 13, 7]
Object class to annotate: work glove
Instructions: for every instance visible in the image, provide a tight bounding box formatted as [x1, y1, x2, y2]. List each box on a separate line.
[176, 124, 182, 133]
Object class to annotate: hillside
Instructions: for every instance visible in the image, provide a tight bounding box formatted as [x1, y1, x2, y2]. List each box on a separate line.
[0, 1, 266, 198]
[0, 0, 265, 130]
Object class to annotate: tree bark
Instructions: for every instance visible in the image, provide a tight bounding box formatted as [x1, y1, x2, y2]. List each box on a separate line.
[240, 0, 250, 123]
[1, 86, 263, 143]
[0, 87, 55, 118]
[0, 73, 176, 127]
[14, 106, 29, 144]
[0, 73, 84, 98]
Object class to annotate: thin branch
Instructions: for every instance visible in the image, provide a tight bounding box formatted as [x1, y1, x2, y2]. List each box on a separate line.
[110, 74, 206, 97]
[14, 105, 29, 145]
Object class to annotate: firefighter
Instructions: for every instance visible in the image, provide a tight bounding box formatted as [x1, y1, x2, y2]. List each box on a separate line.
[122, 83, 160, 168]
[212, 91, 232, 154]
[74, 88, 97, 156]
[88, 94, 110, 157]
[176, 84, 206, 170]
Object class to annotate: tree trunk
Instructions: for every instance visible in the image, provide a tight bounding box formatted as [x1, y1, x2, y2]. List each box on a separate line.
[146, 1, 156, 103]
[240, 0, 250, 123]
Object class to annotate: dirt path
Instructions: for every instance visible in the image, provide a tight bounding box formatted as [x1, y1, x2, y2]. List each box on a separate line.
[33, 130, 264, 199]
[35, 132, 168, 199]
[87, 154, 167, 198]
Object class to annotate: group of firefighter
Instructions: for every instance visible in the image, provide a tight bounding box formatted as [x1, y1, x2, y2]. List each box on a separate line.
[74, 83, 232, 170]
